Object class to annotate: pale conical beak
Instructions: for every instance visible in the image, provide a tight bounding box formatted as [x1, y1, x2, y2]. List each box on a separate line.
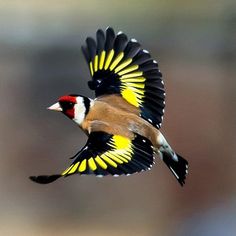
[47, 102, 62, 112]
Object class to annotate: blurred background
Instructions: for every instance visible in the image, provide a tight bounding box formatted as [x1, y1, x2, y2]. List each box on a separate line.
[0, 0, 236, 235]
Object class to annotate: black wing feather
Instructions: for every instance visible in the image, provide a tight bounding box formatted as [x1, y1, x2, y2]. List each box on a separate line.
[96, 29, 105, 54]
[132, 50, 151, 65]
[123, 40, 141, 60]
[86, 37, 97, 61]
[113, 32, 128, 54]
[29, 132, 155, 184]
[105, 27, 115, 51]
[81, 45, 90, 63]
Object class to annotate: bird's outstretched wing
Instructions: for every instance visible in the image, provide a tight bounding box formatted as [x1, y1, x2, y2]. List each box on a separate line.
[82, 27, 165, 129]
[30, 132, 154, 184]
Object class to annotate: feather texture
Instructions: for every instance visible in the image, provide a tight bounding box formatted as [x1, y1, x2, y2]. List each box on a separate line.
[82, 27, 165, 128]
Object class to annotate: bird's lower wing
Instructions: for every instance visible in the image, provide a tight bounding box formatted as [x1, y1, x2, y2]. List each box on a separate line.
[30, 131, 154, 184]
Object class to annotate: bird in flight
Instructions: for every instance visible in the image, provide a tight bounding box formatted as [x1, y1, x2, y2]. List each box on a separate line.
[30, 27, 188, 186]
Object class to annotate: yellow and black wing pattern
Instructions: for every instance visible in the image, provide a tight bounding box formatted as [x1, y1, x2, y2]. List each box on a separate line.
[82, 27, 165, 129]
[29, 132, 154, 184]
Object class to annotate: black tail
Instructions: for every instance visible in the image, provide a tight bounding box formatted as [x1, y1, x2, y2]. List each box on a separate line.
[162, 152, 188, 186]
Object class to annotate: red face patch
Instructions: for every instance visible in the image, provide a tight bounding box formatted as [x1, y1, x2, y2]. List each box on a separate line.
[58, 95, 77, 119]
[58, 95, 77, 104]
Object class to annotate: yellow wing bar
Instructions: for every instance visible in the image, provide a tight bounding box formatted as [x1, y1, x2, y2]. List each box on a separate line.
[61, 132, 153, 177]
[61, 135, 133, 175]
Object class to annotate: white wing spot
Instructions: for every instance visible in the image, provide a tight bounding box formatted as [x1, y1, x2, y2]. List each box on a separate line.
[96, 175, 104, 178]
[117, 31, 123, 35]
[186, 165, 189, 174]
[143, 49, 149, 54]
[153, 60, 157, 64]
[170, 167, 179, 179]
[142, 139, 146, 143]
[131, 38, 137, 42]
[148, 118, 153, 123]
[113, 174, 120, 177]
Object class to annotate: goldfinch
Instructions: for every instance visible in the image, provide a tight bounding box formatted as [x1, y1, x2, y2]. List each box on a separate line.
[30, 27, 188, 186]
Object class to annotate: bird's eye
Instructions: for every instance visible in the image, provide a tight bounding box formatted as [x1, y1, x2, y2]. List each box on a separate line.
[66, 102, 74, 109]
[59, 101, 74, 111]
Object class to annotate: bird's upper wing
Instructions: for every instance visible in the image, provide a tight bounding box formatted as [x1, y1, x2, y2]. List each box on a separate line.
[29, 131, 154, 184]
[82, 27, 165, 129]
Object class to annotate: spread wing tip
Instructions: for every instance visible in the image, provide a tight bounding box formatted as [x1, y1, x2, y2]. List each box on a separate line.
[29, 174, 62, 184]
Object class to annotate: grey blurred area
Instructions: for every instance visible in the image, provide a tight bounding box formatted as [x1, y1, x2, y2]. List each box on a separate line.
[0, 0, 236, 235]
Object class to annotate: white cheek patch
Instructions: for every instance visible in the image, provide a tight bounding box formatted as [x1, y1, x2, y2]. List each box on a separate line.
[73, 97, 86, 125]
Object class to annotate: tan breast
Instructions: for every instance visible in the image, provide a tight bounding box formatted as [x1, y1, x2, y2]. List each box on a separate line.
[82, 95, 161, 147]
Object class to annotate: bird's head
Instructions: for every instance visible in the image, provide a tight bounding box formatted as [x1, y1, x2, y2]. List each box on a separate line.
[48, 94, 92, 125]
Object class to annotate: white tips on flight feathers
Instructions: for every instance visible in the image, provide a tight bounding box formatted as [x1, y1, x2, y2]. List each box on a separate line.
[185, 164, 189, 174]
[143, 49, 149, 54]
[170, 167, 179, 179]
[131, 38, 138, 42]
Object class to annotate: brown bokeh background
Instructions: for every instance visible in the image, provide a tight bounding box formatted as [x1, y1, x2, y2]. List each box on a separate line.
[1, 1, 236, 235]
